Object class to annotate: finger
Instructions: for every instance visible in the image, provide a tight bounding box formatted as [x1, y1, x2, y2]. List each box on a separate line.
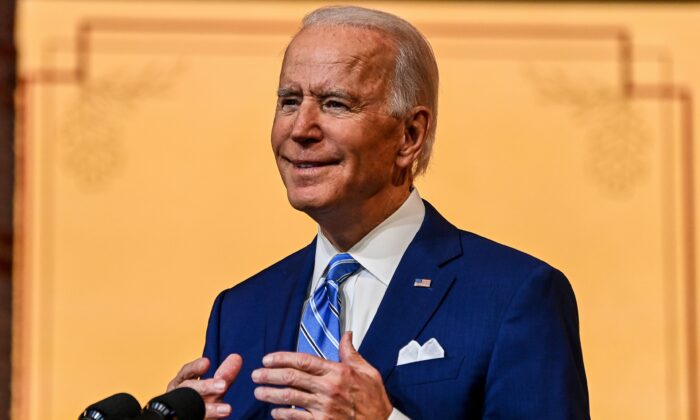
[254, 386, 314, 408]
[168, 358, 210, 391]
[205, 402, 232, 419]
[251, 367, 319, 393]
[214, 353, 243, 384]
[339, 332, 381, 378]
[270, 407, 314, 420]
[262, 352, 330, 375]
[178, 378, 228, 398]
[338, 331, 360, 365]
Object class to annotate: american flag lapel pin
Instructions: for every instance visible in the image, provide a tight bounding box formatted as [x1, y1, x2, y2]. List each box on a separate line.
[413, 278, 432, 288]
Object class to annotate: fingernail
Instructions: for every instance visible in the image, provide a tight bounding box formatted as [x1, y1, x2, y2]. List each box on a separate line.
[217, 404, 231, 414]
[262, 355, 272, 365]
[251, 369, 260, 381]
[214, 380, 226, 391]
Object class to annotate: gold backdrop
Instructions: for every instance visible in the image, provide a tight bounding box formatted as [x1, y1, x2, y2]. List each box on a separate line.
[13, 1, 700, 419]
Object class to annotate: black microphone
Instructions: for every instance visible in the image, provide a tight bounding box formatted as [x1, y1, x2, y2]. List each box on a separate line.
[79, 392, 142, 420]
[136, 387, 205, 420]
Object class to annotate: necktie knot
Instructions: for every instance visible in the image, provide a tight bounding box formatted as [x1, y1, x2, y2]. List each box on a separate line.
[324, 253, 361, 287]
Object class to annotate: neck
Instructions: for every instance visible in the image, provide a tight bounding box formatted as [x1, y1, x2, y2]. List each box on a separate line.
[316, 186, 412, 252]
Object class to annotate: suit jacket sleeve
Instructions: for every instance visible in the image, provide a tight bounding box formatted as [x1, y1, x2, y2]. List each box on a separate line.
[202, 290, 225, 379]
[483, 265, 589, 419]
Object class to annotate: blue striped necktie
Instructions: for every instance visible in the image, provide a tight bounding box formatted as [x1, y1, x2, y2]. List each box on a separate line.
[297, 253, 361, 362]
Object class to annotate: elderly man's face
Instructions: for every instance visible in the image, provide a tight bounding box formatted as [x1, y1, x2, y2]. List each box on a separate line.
[271, 26, 406, 219]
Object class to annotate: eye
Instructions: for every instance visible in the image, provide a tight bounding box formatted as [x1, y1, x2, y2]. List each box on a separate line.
[278, 97, 300, 111]
[323, 100, 349, 111]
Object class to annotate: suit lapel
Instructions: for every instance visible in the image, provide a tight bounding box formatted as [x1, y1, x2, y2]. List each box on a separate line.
[359, 201, 463, 381]
[264, 239, 316, 355]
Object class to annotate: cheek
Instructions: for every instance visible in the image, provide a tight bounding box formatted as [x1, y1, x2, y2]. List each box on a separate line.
[358, 134, 400, 170]
[270, 117, 289, 151]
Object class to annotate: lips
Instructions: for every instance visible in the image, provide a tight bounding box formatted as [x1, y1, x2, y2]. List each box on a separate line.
[285, 157, 340, 169]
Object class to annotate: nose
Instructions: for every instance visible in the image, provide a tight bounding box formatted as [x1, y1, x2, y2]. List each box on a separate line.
[290, 99, 322, 143]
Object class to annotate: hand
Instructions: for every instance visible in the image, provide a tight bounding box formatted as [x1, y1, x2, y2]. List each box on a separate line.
[167, 354, 243, 419]
[252, 332, 393, 419]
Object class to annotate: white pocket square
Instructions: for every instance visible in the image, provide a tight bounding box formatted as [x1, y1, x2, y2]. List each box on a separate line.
[396, 338, 445, 366]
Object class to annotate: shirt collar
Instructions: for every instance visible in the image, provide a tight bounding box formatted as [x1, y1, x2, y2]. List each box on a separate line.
[313, 189, 425, 288]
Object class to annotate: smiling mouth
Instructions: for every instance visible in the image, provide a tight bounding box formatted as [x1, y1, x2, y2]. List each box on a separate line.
[286, 158, 339, 169]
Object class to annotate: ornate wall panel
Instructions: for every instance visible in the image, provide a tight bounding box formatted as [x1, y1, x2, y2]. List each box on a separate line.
[14, 1, 700, 419]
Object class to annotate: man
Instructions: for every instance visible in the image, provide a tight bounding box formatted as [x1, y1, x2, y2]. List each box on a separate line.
[168, 6, 589, 420]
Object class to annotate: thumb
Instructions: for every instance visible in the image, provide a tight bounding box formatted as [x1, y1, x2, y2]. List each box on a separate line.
[339, 331, 363, 365]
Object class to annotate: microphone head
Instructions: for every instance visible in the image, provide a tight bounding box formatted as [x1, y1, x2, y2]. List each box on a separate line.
[79, 392, 141, 420]
[145, 387, 205, 420]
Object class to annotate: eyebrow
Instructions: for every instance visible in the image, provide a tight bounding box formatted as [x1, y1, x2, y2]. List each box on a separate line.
[276, 87, 355, 102]
[277, 88, 300, 97]
[316, 89, 354, 101]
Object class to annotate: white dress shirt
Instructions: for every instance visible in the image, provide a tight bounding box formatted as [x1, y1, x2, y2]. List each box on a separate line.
[308, 189, 425, 420]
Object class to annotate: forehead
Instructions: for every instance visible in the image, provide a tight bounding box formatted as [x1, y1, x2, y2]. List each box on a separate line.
[280, 25, 396, 91]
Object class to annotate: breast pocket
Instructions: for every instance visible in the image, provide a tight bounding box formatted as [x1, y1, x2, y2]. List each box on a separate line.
[389, 356, 464, 386]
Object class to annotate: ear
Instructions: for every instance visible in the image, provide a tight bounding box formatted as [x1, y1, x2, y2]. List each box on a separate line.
[396, 106, 431, 171]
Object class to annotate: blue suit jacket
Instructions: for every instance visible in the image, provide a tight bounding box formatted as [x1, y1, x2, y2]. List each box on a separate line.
[202, 202, 589, 419]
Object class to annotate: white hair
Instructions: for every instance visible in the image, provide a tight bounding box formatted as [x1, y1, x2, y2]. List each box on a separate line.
[299, 6, 439, 176]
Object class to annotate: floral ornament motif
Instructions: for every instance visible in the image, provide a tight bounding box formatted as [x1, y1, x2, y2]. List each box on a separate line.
[60, 63, 182, 191]
[524, 66, 651, 199]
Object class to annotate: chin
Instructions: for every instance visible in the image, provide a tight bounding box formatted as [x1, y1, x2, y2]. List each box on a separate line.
[285, 188, 337, 217]
[286, 190, 323, 211]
